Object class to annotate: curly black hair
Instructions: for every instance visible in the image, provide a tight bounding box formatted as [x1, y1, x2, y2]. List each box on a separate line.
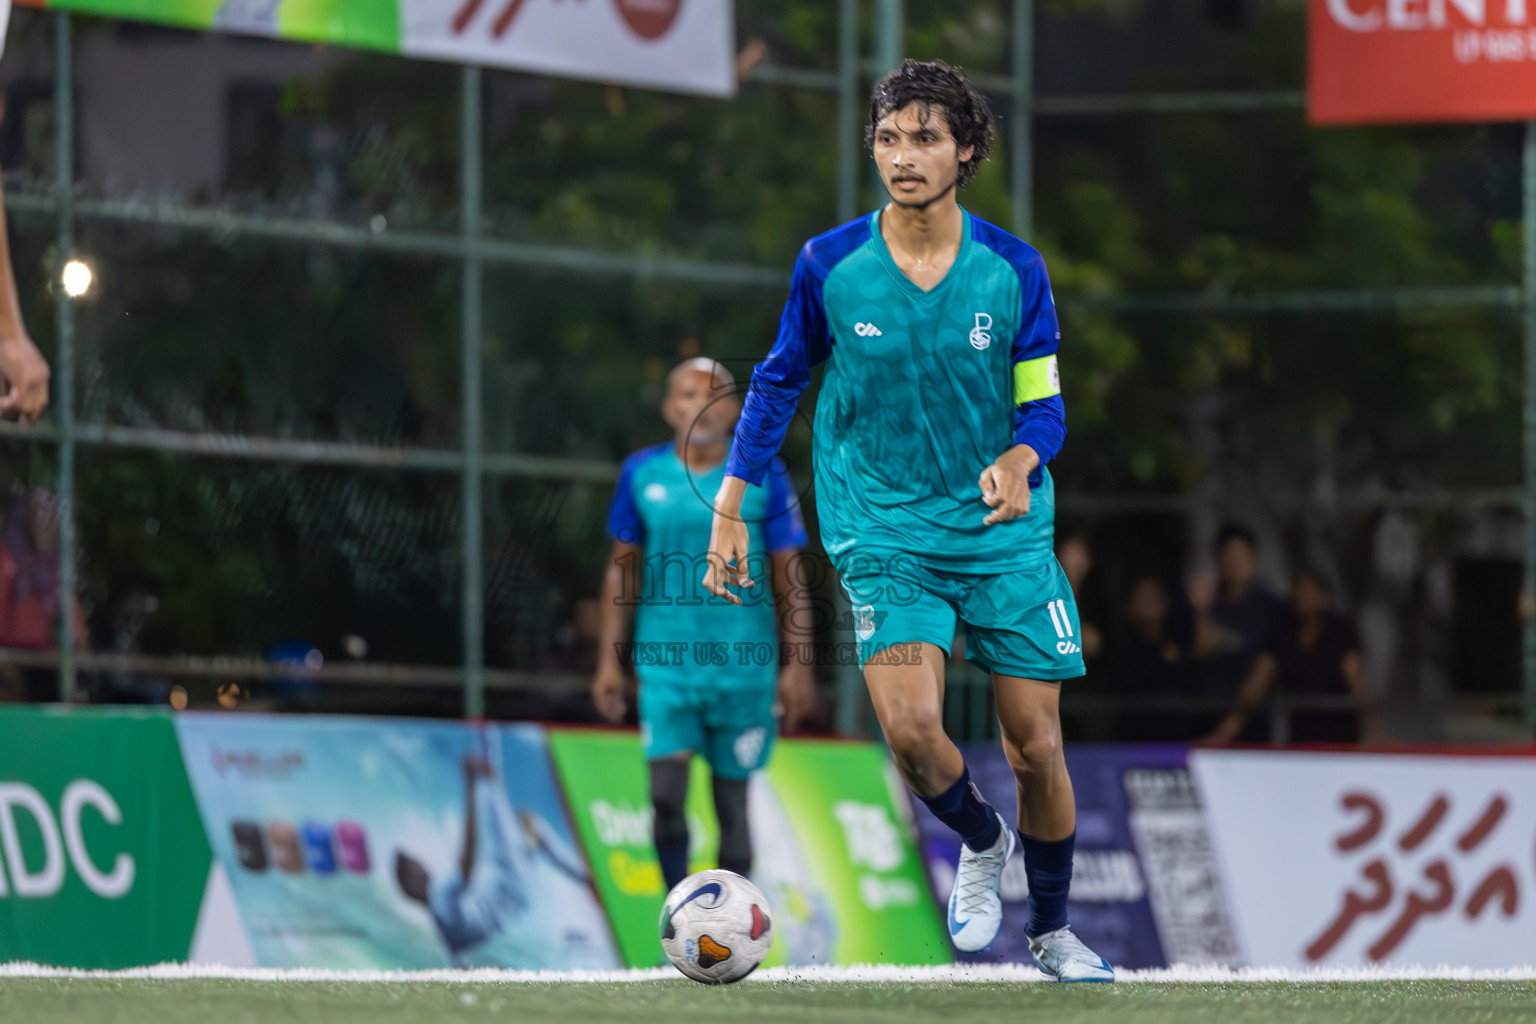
[865, 59, 996, 189]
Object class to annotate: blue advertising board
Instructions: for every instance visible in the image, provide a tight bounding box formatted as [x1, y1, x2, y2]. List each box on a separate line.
[912, 744, 1241, 969]
[175, 714, 621, 970]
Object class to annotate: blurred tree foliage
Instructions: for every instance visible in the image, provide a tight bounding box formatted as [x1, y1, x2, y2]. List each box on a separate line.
[17, 0, 1522, 671]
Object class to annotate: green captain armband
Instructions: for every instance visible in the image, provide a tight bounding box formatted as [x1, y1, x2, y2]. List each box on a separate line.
[1012, 354, 1061, 405]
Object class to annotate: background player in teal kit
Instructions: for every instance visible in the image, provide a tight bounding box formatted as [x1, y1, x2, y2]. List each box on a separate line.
[704, 61, 1113, 982]
[592, 357, 813, 892]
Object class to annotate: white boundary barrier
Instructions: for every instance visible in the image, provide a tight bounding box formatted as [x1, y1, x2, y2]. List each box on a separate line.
[2, 962, 1534, 984]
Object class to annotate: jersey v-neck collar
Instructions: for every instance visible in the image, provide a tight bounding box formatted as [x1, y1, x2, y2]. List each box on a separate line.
[867, 206, 972, 304]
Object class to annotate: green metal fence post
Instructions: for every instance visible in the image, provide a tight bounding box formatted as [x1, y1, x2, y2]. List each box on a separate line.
[837, 0, 860, 223]
[867, 0, 903, 206]
[833, 0, 904, 738]
[54, 13, 76, 702]
[1524, 118, 1536, 734]
[832, 2, 863, 736]
[461, 66, 485, 718]
[1011, 0, 1033, 241]
[875, 0, 903, 70]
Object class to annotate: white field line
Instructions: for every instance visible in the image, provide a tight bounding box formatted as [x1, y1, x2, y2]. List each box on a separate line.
[2, 962, 1535, 985]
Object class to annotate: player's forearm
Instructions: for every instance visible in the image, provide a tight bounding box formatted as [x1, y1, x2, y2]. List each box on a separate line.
[596, 551, 639, 673]
[1013, 395, 1065, 466]
[1000, 442, 1040, 474]
[714, 475, 749, 517]
[770, 549, 813, 657]
[0, 178, 27, 341]
[723, 372, 807, 487]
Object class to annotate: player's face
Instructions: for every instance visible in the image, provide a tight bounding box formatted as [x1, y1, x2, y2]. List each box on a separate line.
[663, 368, 739, 448]
[872, 103, 975, 210]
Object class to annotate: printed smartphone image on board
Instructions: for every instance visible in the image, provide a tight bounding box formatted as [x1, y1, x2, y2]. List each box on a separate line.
[335, 820, 370, 874]
[269, 821, 305, 874]
[232, 820, 268, 872]
[302, 820, 336, 875]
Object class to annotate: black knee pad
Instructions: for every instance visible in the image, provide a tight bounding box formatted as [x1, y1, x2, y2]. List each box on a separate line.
[650, 759, 690, 847]
[713, 775, 752, 876]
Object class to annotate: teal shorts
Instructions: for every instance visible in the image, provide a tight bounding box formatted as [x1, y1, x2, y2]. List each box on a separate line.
[839, 556, 1086, 680]
[637, 679, 778, 779]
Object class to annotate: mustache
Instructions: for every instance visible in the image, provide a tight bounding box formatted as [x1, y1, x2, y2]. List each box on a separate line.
[889, 179, 957, 211]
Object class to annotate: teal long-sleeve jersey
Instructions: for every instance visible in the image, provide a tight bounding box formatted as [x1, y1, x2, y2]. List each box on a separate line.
[724, 209, 1066, 574]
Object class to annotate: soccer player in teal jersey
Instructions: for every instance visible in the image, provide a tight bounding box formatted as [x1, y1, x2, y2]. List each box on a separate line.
[704, 60, 1113, 982]
[592, 358, 813, 892]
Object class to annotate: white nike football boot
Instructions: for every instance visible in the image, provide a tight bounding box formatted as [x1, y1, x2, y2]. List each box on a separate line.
[1029, 925, 1115, 982]
[946, 812, 1015, 953]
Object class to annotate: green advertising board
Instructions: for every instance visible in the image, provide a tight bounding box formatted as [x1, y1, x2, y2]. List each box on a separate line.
[36, 0, 736, 98]
[548, 729, 949, 969]
[0, 707, 210, 968]
[47, 0, 401, 52]
[765, 740, 952, 967]
[543, 730, 726, 969]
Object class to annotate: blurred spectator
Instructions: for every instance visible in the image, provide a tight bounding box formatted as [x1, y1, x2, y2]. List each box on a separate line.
[1188, 524, 1283, 738]
[1194, 525, 1282, 679]
[1055, 533, 1104, 663]
[1113, 576, 1195, 695]
[0, 489, 87, 702]
[1205, 569, 1368, 745]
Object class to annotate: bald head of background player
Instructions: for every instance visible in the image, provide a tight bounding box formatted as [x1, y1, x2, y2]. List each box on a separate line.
[662, 357, 740, 460]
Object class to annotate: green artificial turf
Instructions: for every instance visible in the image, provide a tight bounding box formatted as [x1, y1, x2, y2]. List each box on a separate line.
[2, 978, 1534, 1024]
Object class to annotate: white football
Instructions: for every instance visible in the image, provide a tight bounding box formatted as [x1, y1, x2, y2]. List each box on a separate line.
[659, 869, 774, 984]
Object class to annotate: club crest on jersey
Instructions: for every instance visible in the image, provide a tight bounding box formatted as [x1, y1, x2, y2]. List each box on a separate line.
[970, 313, 992, 350]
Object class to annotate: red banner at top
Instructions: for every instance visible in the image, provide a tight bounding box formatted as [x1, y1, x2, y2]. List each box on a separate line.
[1310, 0, 1536, 124]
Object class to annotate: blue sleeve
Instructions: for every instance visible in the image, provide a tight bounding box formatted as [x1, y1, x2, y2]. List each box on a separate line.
[606, 456, 645, 545]
[761, 457, 809, 553]
[1011, 255, 1067, 470]
[724, 250, 832, 486]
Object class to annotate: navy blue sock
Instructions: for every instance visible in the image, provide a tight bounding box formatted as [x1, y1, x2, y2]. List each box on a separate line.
[1019, 831, 1075, 937]
[917, 766, 1002, 853]
[656, 841, 688, 891]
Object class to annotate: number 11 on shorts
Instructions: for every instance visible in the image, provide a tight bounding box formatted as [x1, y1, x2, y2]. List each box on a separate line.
[1046, 599, 1079, 655]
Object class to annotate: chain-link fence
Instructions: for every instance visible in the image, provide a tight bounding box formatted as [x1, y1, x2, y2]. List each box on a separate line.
[0, 1, 1529, 744]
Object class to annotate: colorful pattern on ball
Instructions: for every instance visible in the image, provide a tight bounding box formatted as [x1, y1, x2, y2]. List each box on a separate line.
[659, 869, 774, 984]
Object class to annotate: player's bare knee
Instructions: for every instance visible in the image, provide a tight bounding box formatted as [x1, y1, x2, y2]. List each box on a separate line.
[1004, 724, 1060, 779]
[882, 714, 947, 767]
